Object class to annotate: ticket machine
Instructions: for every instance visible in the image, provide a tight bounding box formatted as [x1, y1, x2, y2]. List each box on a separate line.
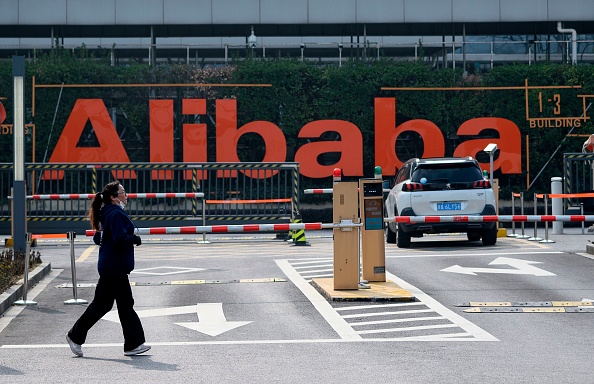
[359, 177, 386, 282]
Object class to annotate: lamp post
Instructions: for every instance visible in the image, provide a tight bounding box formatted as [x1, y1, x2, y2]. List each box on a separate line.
[13, 56, 27, 253]
[483, 143, 498, 186]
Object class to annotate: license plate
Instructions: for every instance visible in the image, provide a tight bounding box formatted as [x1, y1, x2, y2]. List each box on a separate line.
[437, 202, 461, 211]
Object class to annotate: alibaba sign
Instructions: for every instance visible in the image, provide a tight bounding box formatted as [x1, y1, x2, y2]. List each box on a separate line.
[48, 97, 521, 179]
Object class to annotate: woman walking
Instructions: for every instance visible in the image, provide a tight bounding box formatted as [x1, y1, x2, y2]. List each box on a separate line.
[66, 180, 150, 357]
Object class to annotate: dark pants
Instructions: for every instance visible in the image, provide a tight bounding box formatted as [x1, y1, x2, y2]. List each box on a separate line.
[68, 274, 145, 351]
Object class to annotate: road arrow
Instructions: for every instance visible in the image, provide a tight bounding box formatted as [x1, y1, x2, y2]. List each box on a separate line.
[441, 257, 556, 276]
[103, 303, 252, 336]
[175, 303, 252, 336]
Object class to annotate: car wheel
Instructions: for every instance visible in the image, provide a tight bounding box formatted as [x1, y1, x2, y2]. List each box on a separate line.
[482, 228, 498, 246]
[467, 232, 481, 242]
[397, 225, 411, 248]
[386, 224, 396, 244]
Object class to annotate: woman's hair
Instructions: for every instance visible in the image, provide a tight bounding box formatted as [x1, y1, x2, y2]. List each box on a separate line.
[89, 180, 121, 230]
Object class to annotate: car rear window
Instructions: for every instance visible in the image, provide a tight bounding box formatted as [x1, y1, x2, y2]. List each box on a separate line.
[411, 163, 483, 184]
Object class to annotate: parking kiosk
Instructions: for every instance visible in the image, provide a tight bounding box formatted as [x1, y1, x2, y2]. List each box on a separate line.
[332, 170, 360, 290]
[359, 176, 386, 282]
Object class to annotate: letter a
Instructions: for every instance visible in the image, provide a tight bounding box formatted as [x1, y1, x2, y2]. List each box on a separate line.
[48, 99, 132, 179]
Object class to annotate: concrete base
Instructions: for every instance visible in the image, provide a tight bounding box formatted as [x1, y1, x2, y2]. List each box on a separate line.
[311, 277, 416, 302]
[586, 243, 594, 255]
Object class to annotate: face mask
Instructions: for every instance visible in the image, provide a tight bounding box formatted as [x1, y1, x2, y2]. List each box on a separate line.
[116, 197, 126, 209]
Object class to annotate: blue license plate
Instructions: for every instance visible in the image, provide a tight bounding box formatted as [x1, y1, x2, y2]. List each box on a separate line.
[437, 202, 461, 211]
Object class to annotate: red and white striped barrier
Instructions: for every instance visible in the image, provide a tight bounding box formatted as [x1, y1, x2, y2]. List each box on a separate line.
[385, 215, 594, 223]
[303, 189, 334, 194]
[83, 215, 594, 237]
[85, 221, 362, 236]
[23, 192, 205, 200]
[304, 188, 390, 194]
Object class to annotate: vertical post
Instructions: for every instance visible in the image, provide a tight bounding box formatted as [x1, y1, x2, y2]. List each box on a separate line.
[64, 232, 87, 304]
[518, 192, 530, 238]
[15, 233, 36, 306]
[192, 168, 197, 217]
[581, 203, 584, 235]
[12, 56, 27, 253]
[507, 192, 518, 237]
[91, 165, 97, 194]
[528, 194, 542, 241]
[551, 177, 563, 234]
[540, 194, 555, 243]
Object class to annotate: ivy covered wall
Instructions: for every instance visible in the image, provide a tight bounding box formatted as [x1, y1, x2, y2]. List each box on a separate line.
[1, 51, 593, 199]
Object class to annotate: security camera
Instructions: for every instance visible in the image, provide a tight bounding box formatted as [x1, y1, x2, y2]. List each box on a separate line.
[338, 43, 343, 49]
[249, 42, 256, 49]
[483, 143, 498, 155]
[300, 44, 306, 49]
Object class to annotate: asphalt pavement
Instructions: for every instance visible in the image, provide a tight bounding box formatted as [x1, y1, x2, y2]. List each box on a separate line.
[0, 225, 593, 383]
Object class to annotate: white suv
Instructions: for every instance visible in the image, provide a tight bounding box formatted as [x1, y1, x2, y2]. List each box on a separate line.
[385, 157, 498, 248]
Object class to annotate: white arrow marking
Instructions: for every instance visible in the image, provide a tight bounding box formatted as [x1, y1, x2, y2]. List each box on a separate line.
[102, 303, 252, 336]
[175, 303, 252, 337]
[441, 257, 556, 276]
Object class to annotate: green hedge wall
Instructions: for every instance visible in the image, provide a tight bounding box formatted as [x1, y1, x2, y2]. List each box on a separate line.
[1, 51, 593, 201]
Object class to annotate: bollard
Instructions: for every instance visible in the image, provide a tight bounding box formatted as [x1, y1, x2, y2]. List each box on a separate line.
[64, 232, 87, 305]
[539, 194, 555, 243]
[528, 194, 543, 241]
[15, 233, 37, 306]
[581, 203, 585, 235]
[517, 192, 530, 239]
[551, 177, 563, 234]
[507, 192, 519, 237]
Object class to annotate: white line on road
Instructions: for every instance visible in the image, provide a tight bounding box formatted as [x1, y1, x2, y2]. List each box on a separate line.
[386, 251, 563, 259]
[275, 259, 361, 340]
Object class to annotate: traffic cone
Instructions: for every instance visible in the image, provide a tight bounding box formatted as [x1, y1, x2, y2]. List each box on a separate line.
[291, 214, 310, 246]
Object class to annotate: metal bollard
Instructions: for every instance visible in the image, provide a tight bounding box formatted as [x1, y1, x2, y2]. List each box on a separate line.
[528, 193, 542, 241]
[581, 203, 585, 235]
[196, 198, 210, 244]
[540, 194, 555, 243]
[64, 232, 87, 305]
[507, 192, 519, 237]
[517, 192, 530, 239]
[15, 233, 37, 306]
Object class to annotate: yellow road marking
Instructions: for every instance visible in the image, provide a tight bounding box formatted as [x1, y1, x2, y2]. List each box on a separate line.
[76, 245, 97, 263]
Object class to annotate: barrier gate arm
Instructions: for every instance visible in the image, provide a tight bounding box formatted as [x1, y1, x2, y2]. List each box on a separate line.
[384, 215, 594, 223]
[86, 221, 363, 236]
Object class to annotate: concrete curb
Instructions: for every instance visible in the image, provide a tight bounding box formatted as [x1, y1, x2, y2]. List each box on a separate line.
[0, 262, 52, 316]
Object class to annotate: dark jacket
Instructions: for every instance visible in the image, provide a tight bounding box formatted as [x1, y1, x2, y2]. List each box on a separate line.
[97, 203, 137, 276]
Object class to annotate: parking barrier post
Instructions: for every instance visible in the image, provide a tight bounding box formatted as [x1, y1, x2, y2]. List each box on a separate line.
[64, 231, 87, 305]
[551, 177, 563, 234]
[528, 193, 542, 241]
[517, 192, 530, 239]
[507, 192, 519, 237]
[14, 232, 37, 306]
[539, 194, 555, 243]
[581, 203, 585, 234]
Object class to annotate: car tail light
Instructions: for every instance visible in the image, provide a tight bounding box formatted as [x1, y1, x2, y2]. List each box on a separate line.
[473, 180, 491, 188]
[402, 182, 424, 191]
